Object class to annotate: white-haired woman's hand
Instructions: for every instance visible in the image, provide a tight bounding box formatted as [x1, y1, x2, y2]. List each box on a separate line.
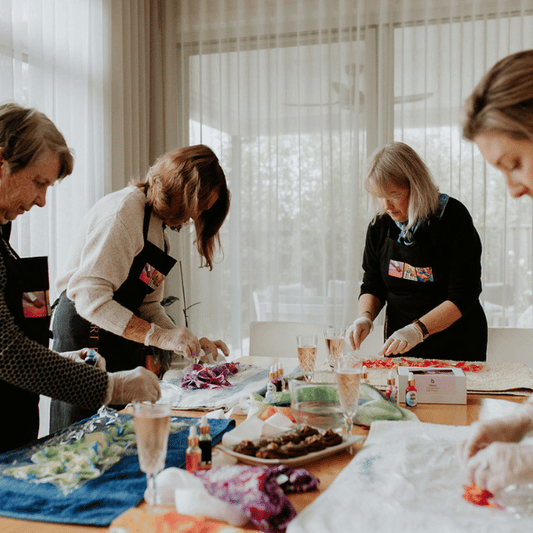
[347, 317, 374, 350]
[379, 324, 423, 356]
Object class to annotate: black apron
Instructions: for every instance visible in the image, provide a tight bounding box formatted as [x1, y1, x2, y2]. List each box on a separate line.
[382, 222, 487, 362]
[0, 223, 52, 453]
[50, 204, 176, 431]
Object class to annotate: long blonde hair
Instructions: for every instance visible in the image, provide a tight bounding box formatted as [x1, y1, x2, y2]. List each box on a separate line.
[365, 142, 440, 230]
[463, 50, 533, 142]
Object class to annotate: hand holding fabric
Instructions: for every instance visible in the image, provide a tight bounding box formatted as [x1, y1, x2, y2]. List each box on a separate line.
[347, 317, 373, 350]
[147, 324, 201, 359]
[465, 442, 533, 494]
[379, 323, 423, 356]
[199, 337, 230, 362]
[460, 414, 533, 465]
[107, 366, 161, 404]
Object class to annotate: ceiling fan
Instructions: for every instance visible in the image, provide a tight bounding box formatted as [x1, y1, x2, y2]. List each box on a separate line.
[283, 63, 433, 110]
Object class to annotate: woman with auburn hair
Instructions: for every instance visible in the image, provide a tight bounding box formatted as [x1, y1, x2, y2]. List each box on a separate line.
[0, 103, 159, 452]
[347, 141, 487, 361]
[51, 144, 231, 431]
[460, 49, 533, 497]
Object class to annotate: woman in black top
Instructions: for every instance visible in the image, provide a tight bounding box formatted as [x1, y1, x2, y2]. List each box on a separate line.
[347, 141, 487, 361]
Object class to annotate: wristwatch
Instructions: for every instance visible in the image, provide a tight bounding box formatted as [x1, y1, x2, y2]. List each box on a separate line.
[413, 318, 429, 340]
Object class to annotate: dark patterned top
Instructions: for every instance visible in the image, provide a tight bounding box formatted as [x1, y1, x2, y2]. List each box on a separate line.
[0, 250, 108, 410]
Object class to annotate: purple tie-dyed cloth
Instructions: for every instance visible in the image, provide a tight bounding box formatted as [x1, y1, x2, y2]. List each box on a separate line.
[194, 465, 319, 532]
[180, 362, 250, 390]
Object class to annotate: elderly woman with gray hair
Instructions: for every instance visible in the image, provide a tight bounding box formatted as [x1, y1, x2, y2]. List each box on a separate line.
[0, 102, 159, 453]
[347, 141, 487, 361]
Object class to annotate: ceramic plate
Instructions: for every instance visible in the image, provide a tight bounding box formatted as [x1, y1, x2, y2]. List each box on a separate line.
[218, 430, 366, 467]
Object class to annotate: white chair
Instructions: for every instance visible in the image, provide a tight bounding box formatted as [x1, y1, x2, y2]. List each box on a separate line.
[487, 328, 533, 367]
[249, 321, 329, 361]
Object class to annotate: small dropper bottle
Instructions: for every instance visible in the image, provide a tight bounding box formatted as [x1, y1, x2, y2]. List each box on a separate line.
[265, 365, 276, 399]
[406, 371, 418, 407]
[186, 425, 202, 473]
[198, 415, 212, 470]
[361, 365, 369, 384]
[277, 361, 285, 391]
[386, 370, 397, 404]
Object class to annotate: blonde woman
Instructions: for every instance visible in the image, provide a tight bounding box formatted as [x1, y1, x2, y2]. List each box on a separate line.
[348, 141, 487, 361]
[460, 49, 533, 495]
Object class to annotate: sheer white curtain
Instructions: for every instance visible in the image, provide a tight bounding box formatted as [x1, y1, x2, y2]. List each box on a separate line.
[171, 0, 533, 357]
[0, 0, 157, 305]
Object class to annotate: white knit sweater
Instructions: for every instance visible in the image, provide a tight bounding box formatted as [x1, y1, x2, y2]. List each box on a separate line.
[56, 186, 175, 337]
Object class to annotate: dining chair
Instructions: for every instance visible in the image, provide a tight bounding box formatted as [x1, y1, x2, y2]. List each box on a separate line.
[249, 321, 329, 360]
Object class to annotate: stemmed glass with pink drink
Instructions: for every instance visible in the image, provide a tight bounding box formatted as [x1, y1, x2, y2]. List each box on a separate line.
[297, 334, 318, 380]
[133, 401, 171, 511]
[324, 326, 346, 370]
[335, 353, 362, 434]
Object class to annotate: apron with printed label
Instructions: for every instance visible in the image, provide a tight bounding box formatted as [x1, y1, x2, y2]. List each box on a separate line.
[0, 223, 52, 452]
[381, 222, 487, 362]
[50, 204, 176, 431]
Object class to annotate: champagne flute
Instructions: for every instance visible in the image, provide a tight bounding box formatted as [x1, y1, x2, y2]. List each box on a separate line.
[297, 334, 318, 380]
[133, 401, 171, 511]
[335, 353, 362, 434]
[324, 326, 346, 370]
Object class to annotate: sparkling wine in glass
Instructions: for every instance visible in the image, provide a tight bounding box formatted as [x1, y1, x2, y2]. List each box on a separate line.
[297, 334, 318, 379]
[324, 326, 346, 370]
[133, 401, 171, 510]
[335, 354, 362, 434]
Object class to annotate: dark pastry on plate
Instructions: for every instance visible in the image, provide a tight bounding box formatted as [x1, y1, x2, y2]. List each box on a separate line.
[303, 434, 328, 453]
[320, 428, 343, 447]
[256, 441, 283, 459]
[233, 439, 260, 456]
[295, 425, 320, 438]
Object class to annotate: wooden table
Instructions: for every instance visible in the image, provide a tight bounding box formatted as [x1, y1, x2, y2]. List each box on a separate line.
[0, 357, 526, 533]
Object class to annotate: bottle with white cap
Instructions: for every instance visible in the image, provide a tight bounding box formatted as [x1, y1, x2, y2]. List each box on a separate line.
[386, 370, 397, 404]
[405, 371, 417, 407]
[185, 425, 202, 473]
[265, 365, 276, 399]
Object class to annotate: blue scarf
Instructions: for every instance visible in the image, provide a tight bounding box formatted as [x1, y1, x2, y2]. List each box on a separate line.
[395, 193, 449, 246]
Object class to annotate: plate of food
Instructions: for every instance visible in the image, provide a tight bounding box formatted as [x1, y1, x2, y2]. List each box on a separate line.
[218, 424, 365, 467]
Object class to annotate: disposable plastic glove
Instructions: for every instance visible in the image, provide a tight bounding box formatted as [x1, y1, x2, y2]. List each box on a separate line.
[379, 323, 423, 356]
[106, 366, 161, 405]
[460, 412, 533, 465]
[146, 324, 201, 359]
[465, 442, 533, 494]
[347, 317, 374, 350]
[59, 348, 106, 371]
[199, 337, 230, 362]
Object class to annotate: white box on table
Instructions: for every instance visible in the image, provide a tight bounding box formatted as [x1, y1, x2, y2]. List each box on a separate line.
[397, 366, 466, 404]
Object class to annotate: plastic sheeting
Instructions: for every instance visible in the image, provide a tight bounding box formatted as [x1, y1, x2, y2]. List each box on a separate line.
[287, 420, 533, 533]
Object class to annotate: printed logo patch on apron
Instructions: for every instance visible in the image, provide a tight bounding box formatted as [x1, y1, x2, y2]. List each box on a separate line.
[139, 262, 166, 290]
[388, 260, 434, 282]
[22, 290, 51, 318]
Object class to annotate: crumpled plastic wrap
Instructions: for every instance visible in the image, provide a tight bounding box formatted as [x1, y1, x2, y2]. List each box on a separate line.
[194, 464, 319, 532]
[1, 406, 184, 495]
